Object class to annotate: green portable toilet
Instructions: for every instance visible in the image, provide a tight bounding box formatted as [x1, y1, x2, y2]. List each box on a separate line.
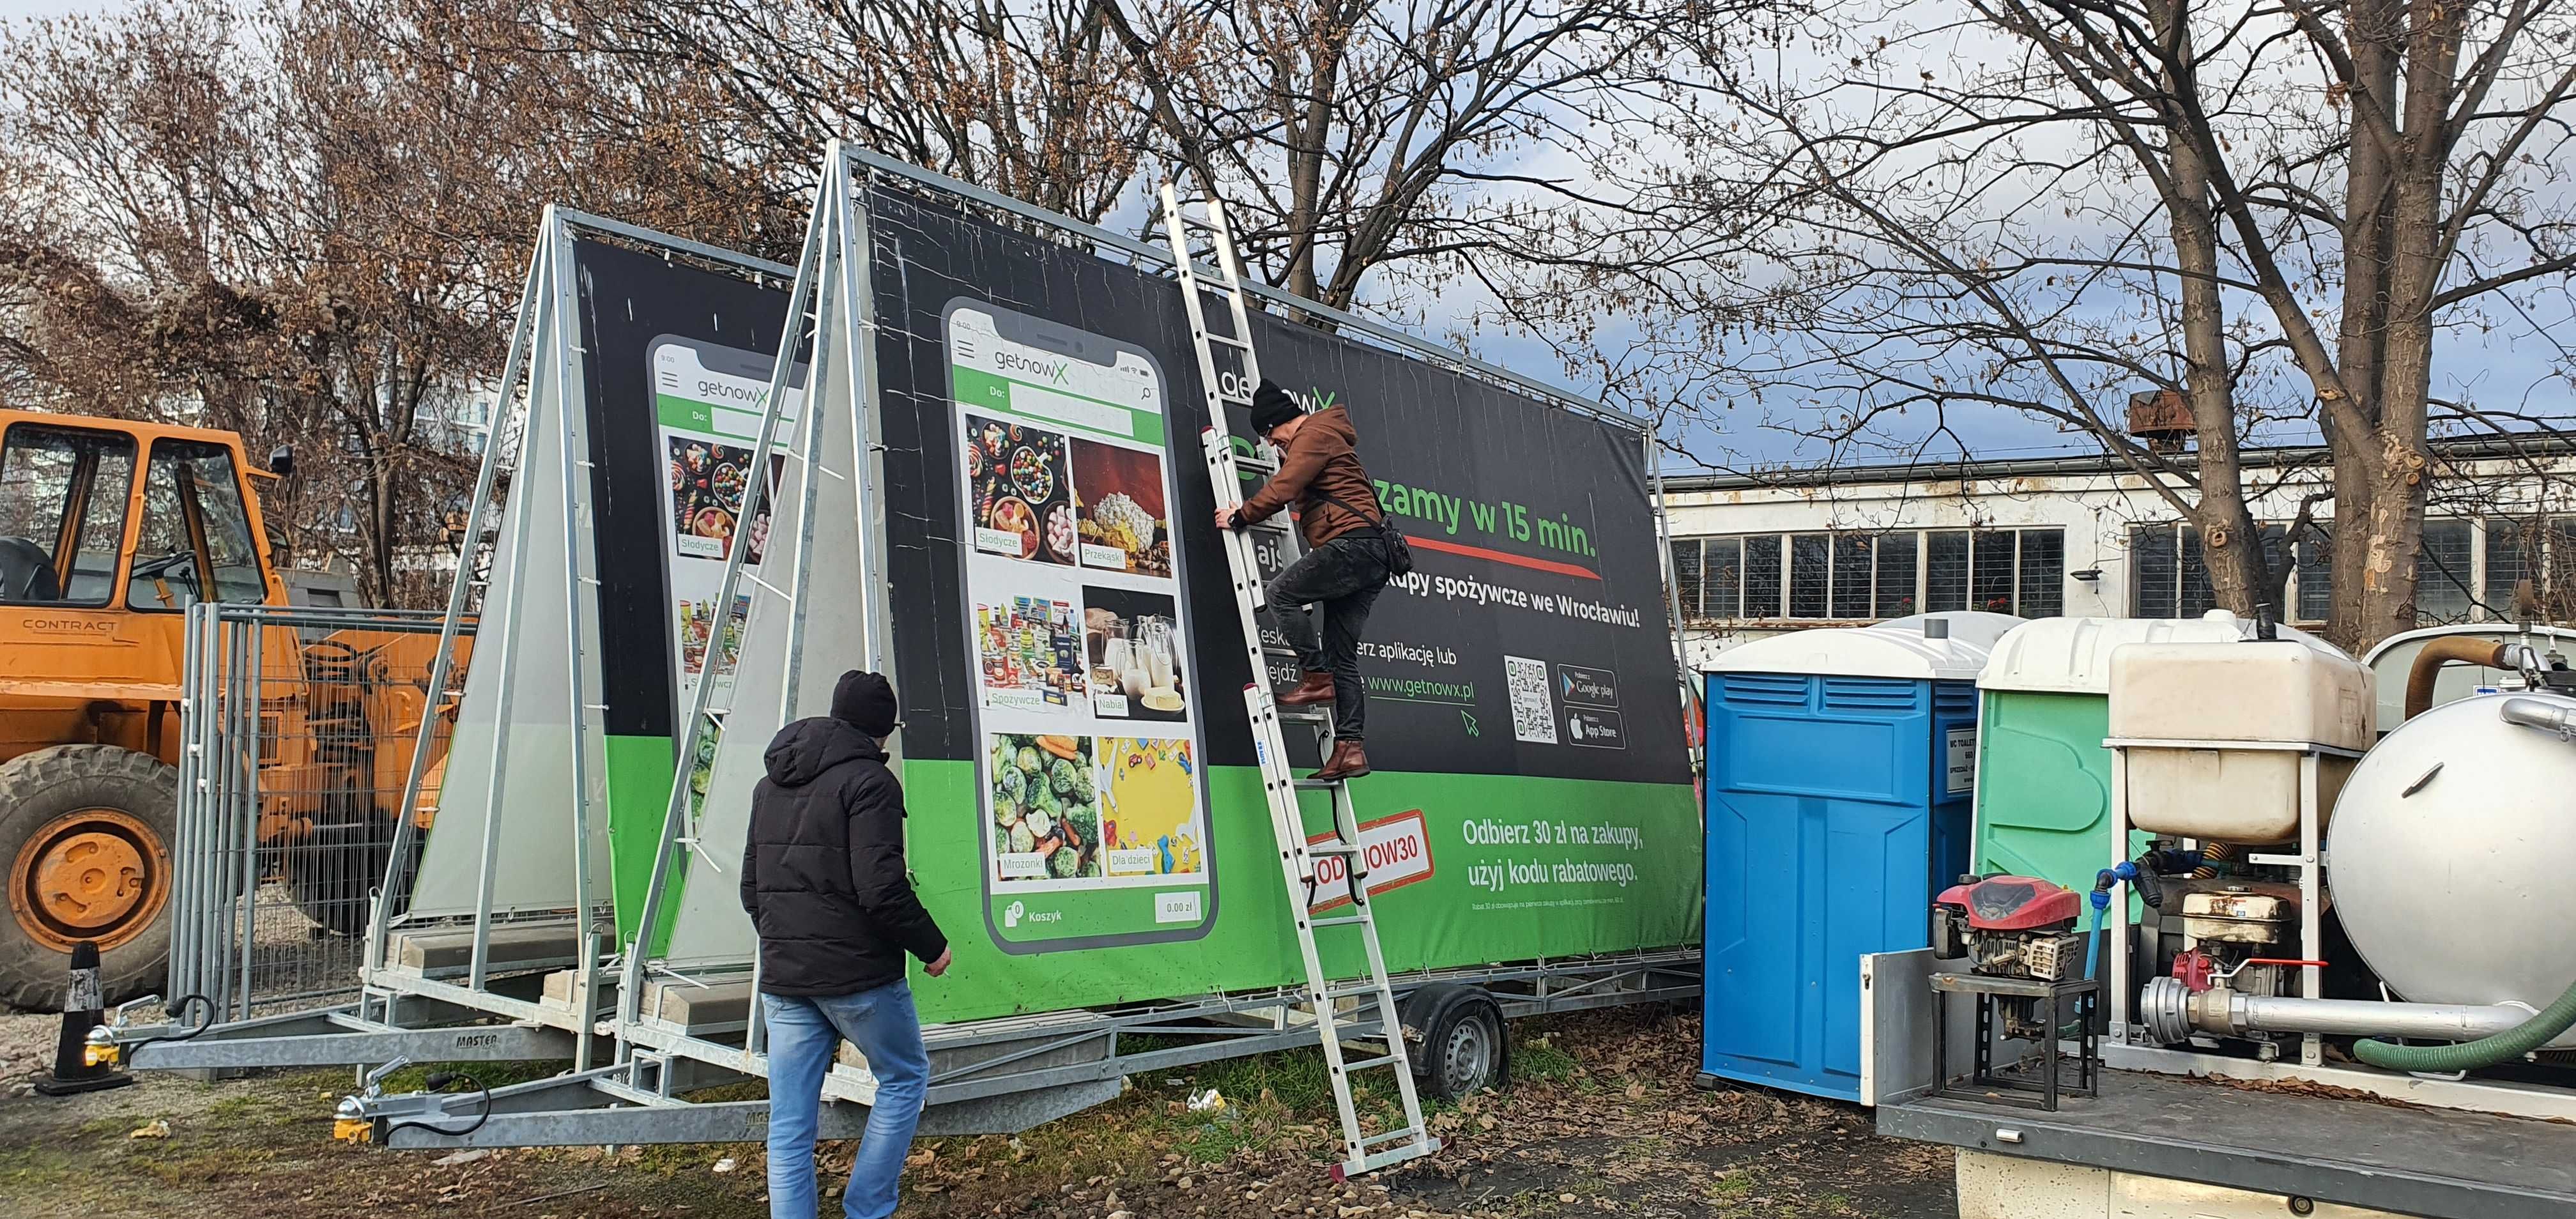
[1972, 611, 2343, 893]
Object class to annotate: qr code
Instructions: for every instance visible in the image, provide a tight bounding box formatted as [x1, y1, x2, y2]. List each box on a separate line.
[1504, 655, 1557, 744]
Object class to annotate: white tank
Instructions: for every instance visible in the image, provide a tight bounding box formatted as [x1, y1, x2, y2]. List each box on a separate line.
[2108, 638, 2375, 841]
[2327, 691, 2576, 1009]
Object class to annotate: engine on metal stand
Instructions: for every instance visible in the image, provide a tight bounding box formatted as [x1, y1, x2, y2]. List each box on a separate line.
[1933, 875, 2089, 1038]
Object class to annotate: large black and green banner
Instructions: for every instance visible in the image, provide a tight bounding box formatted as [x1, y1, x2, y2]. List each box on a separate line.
[862, 185, 1700, 1023]
[538, 193, 1699, 1025]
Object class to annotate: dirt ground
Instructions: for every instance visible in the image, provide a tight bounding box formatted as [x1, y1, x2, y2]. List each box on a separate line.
[0, 1006, 1956, 1219]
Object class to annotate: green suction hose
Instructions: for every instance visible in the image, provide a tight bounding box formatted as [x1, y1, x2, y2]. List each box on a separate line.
[2354, 974, 2576, 1071]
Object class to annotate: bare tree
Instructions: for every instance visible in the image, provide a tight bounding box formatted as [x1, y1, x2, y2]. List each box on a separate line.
[1598, 0, 2576, 647]
[1104, 0, 1690, 319]
[0, 0, 793, 604]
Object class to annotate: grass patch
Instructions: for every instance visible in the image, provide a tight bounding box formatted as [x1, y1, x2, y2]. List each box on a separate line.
[376, 1058, 569, 1095]
[1512, 1036, 1580, 1084]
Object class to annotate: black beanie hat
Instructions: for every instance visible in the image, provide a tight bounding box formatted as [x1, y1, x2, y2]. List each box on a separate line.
[831, 670, 899, 737]
[1248, 378, 1302, 436]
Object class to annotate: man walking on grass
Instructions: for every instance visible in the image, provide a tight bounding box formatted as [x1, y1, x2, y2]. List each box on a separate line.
[1218, 378, 1397, 780]
[741, 670, 951, 1219]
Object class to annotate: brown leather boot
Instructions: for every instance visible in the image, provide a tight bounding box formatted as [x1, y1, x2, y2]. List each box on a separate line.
[1277, 670, 1335, 706]
[1310, 739, 1370, 781]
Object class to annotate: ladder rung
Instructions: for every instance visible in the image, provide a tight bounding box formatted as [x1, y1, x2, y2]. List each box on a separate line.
[1203, 332, 1252, 349]
[1320, 982, 1386, 1002]
[1294, 779, 1344, 791]
[1365, 1127, 1427, 1148]
[1309, 914, 1369, 929]
[1338, 1054, 1400, 1073]
[1304, 838, 1358, 850]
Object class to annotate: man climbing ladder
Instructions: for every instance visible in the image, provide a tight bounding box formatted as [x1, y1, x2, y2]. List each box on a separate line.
[1216, 378, 1397, 781]
[1166, 181, 1438, 1179]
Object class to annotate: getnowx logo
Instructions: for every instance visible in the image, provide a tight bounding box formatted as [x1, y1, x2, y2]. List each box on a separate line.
[1291, 385, 1338, 412]
[997, 349, 1071, 386]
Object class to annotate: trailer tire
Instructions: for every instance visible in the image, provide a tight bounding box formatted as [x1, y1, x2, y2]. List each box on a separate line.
[0, 745, 177, 1011]
[1406, 986, 1507, 1101]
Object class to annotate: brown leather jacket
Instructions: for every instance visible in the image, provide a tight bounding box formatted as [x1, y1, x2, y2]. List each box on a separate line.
[1234, 405, 1383, 550]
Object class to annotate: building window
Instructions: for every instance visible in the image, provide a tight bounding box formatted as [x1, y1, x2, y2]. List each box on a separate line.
[1744, 534, 1782, 617]
[1875, 532, 1919, 618]
[2140, 517, 2484, 627]
[2416, 519, 2475, 625]
[1925, 530, 1970, 613]
[2292, 522, 2332, 622]
[1670, 526, 2062, 622]
[1834, 535, 1878, 618]
[2018, 530, 2065, 618]
[1788, 532, 1831, 618]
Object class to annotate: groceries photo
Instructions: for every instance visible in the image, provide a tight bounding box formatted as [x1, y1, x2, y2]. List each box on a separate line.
[976, 595, 1083, 712]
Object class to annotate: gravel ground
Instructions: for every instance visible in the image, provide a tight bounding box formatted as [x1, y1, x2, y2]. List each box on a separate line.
[3, 1008, 57, 1098]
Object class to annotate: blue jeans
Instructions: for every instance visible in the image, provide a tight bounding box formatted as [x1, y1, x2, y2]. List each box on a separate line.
[762, 983, 931, 1219]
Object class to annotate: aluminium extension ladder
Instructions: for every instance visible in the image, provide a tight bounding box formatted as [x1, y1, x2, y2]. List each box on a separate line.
[1158, 183, 1441, 1179]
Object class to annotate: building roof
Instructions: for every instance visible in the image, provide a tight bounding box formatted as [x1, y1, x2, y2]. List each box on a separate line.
[1659, 431, 2576, 494]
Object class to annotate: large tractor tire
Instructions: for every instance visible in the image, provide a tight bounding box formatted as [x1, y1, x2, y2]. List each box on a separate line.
[0, 745, 178, 1012]
[282, 783, 414, 937]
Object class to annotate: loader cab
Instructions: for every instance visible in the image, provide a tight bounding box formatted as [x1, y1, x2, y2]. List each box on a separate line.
[0, 415, 285, 620]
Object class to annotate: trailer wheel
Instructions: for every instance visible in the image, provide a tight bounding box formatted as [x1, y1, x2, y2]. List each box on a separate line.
[0, 745, 177, 1011]
[1408, 987, 1508, 1101]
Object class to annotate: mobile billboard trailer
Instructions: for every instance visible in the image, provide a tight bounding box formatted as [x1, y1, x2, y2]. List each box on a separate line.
[134, 144, 1706, 1148]
[116, 207, 806, 1075]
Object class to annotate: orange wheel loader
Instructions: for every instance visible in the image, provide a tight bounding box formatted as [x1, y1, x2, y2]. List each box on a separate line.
[0, 410, 465, 1010]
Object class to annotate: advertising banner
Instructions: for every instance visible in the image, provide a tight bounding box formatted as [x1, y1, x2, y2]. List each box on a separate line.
[516, 196, 1698, 1022]
[563, 240, 801, 936]
[861, 186, 1702, 1024]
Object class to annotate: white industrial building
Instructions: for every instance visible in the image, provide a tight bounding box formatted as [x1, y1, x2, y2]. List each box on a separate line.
[1656, 434, 2576, 668]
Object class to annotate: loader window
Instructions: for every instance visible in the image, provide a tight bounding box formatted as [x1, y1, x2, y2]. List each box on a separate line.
[126, 440, 268, 611]
[0, 424, 136, 606]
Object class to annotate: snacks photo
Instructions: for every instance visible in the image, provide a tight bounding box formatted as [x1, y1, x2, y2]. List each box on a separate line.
[1096, 737, 1202, 878]
[1070, 438, 1172, 577]
[975, 595, 1083, 712]
[986, 732, 1103, 883]
[1080, 586, 1186, 721]
[965, 415, 1075, 565]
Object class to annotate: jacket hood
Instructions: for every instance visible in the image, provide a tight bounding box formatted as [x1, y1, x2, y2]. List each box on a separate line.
[763, 716, 885, 787]
[1308, 404, 1357, 447]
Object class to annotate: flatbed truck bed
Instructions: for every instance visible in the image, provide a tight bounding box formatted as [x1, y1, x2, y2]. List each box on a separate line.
[1877, 1067, 2576, 1219]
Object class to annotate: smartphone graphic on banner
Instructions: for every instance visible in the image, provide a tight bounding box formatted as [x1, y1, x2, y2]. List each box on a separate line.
[647, 336, 804, 806]
[944, 299, 1217, 951]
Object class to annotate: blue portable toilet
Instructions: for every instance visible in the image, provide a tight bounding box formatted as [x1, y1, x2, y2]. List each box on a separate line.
[1697, 613, 2008, 1101]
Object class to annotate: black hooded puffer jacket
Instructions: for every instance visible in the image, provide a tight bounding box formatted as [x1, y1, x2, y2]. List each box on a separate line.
[738, 717, 947, 996]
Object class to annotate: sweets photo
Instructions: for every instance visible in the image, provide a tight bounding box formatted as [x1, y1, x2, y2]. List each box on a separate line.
[668, 438, 781, 562]
[986, 732, 1103, 883]
[1070, 438, 1172, 577]
[965, 415, 1076, 565]
[1096, 736, 1202, 878]
[975, 595, 1082, 712]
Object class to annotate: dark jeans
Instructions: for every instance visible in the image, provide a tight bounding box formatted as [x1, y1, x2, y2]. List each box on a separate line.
[1265, 533, 1389, 740]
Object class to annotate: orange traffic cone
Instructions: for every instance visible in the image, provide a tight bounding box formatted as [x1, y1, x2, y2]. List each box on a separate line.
[32, 941, 135, 1097]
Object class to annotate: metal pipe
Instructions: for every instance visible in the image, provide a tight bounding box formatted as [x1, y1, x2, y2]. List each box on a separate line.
[2501, 696, 2576, 741]
[2404, 636, 2513, 721]
[2141, 977, 2576, 1048]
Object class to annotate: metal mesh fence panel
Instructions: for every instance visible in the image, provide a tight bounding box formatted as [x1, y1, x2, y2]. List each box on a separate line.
[169, 604, 470, 1020]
